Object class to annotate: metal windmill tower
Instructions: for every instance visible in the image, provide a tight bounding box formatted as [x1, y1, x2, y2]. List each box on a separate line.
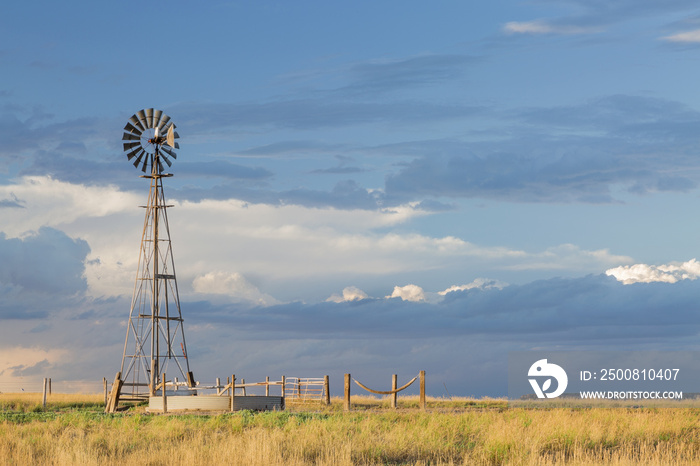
[117, 108, 195, 400]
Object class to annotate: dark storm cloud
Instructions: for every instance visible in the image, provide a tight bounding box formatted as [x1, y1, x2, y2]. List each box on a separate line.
[0, 108, 96, 159]
[310, 166, 365, 175]
[166, 94, 700, 208]
[19, 150, 273, 187]
[279, 180, 380, 209]
[0, 227, 89, 319]
[385, 95, 700, 204]
[174, 179, 383, 210]
[171, 274, 700, 396]
[186, 274, 700, 342]
[177, 161, 273, 180]
[238, 140, 351, 157]
[517, 95, 700, 139]
[3, 359, 52, 377]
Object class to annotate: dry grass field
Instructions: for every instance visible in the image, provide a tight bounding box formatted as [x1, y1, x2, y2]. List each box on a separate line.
[2, 392, 700, 465]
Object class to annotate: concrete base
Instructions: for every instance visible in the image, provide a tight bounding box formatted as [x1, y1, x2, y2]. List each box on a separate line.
[148, 395, 284, 412]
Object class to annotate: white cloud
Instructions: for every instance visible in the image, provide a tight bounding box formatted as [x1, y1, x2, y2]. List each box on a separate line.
[605, 259, 700, 284]
[504, 244, 632, 272]
[0, 176, 140, 235]
[661, 30, 700, 43]
[326, 286, 369, 303]
[192, 271, 280, 306]
[0, 177, 635, 303]
[503, 20, 600, 35]
[439, 278, 507, 295]
[387, 284, 426, 302]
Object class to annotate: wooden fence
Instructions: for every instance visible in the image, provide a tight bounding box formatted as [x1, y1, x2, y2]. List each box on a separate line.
[9, 371, 427, 413]
[344, 371, 426, 411]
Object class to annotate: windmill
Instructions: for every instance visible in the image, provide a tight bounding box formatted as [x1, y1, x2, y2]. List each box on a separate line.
[115, 108, 195, 403]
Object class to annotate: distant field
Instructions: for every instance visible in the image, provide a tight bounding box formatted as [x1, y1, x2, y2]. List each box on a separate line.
[2, 392, 700, 465]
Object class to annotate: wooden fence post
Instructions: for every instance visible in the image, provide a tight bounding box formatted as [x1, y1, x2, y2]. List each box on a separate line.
[266, 376, 270, 396]
[281, 375, 286, 398]
[48, 378, 52, 395]
[105, 372, 123, 414]
[162, 373, 167, 413]
[230, 374, 235, 412]
[42, 378, 47, 409]
[103, 377, 108, 406]
[419, 370, 426, 410]
[150, 359, 156, 396]
[242, 378, 246, 396]
[391, 374, 398, 409]
[344, 373, 351, 411]
[324, 375, 330, 405]
[216, 377, 221, 396]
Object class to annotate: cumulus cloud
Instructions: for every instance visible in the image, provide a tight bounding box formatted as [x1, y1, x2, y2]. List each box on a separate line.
[605, 259, 700, 284]
[439, 278, 507, 295]
[192, 271, 280, 306]
[326, 286, 369, 303]
[503, 21, 600, 35]
[661, 29, 700, 42]
[0, 176, 141, 237]
[387, 284, 426, 302]
[327, 279, 507, 304]
[0, 177, 637, 306]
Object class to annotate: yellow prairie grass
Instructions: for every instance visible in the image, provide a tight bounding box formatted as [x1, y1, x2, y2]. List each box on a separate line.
[1, 393, 700, 465]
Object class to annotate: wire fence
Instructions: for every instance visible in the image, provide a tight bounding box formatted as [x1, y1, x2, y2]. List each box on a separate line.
[0, 380, 106, 394]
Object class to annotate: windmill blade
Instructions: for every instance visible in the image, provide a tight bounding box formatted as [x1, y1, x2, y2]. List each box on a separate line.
[129, 114, 145, 132]
[162, 146, 177, 159]
[123, 141, 140, 152]
[157, 115, 171, 131]
[141, 154, 150, 173]
[153, 109, 163, 129]
[124, 122, 142, 135]
[160, 153, 173, 167]
[145, 108, 154, 128]
[123, 109, 178, 173]
[161, 121, 174, 136]
[125, 146, 141, 160]
[133, 151, 145, 169]
[137, 109, 148, 130]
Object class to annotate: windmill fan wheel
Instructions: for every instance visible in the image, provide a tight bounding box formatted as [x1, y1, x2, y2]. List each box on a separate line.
[122, 108, 180, 173]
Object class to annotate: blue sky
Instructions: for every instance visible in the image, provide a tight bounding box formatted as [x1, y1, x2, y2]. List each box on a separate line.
[3, 1, 700, 397]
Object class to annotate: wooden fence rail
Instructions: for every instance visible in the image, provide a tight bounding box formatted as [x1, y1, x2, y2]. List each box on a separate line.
[345, 371, 426, 411]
